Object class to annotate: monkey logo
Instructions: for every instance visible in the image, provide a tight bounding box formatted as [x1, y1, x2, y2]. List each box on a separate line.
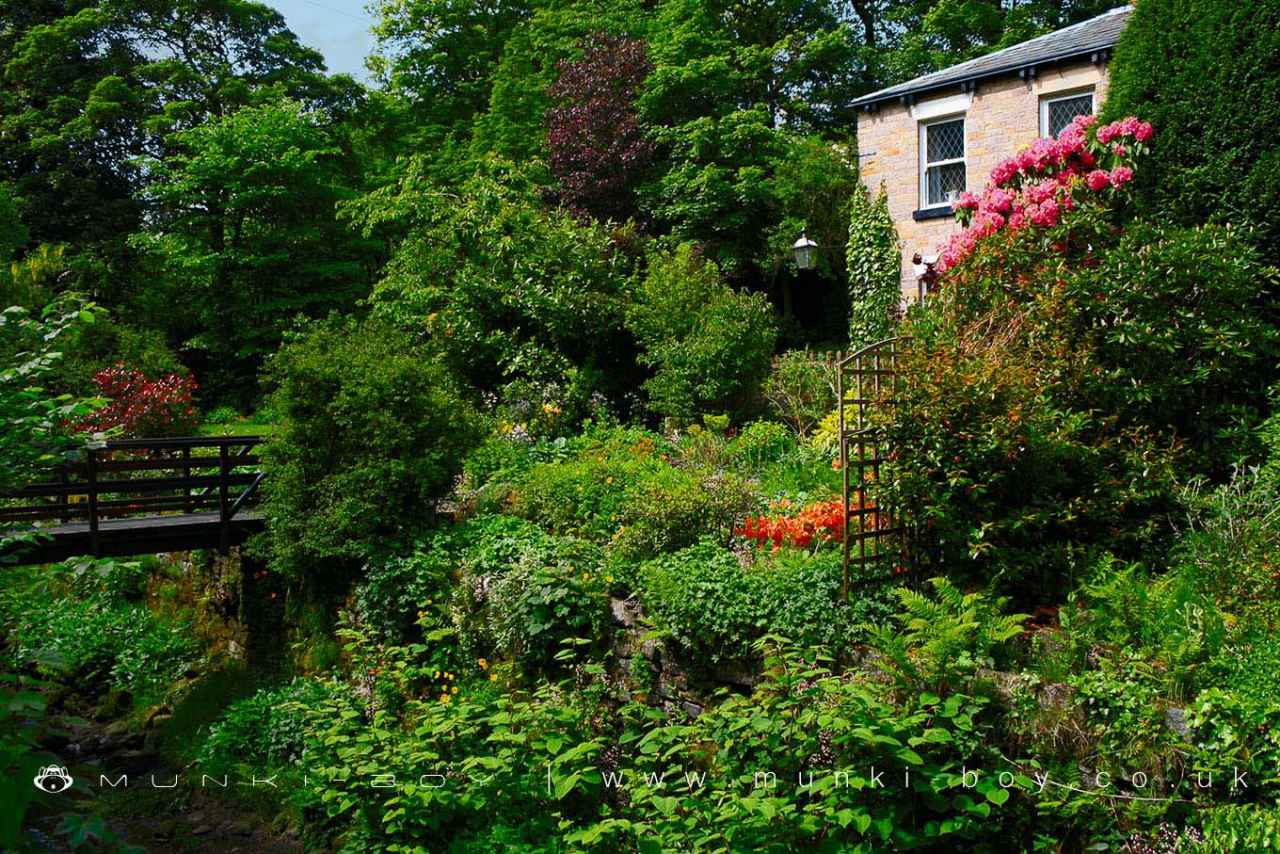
[34, 765, 74, 794]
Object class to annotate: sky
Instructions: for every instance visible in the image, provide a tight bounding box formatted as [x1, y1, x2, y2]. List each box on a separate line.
[265, 0, 377, 81]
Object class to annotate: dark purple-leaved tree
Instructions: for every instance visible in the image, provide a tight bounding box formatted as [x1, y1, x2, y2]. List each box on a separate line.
[546, 33, 653, 224]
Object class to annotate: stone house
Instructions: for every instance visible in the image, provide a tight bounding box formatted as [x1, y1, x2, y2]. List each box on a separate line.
[852, 5, 1132, 301]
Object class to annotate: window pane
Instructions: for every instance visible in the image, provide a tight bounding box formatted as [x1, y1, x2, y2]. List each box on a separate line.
[1048, 94, 1093, 136]
[926, 119, 964, 162]
[927, 162, 966, 206]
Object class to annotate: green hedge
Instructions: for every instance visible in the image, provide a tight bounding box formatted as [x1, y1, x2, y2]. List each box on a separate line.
[1102, 0, 1280, 254]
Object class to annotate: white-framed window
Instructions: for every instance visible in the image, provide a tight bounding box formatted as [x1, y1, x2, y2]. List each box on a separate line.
[1040, 89, 1095, 137]
[919, 116, 966, 209]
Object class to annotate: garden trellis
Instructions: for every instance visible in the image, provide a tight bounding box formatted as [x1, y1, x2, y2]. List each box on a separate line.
[837, 336, 912, 599]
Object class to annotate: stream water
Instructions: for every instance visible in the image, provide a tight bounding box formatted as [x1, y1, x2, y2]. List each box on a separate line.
[28, 695, 302, 852]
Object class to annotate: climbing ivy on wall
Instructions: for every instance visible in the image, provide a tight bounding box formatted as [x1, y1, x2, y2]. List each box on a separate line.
[846, 183, 900, 348]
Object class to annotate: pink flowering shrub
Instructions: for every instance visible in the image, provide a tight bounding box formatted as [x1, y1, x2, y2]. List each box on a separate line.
[76, 363, 200, 437]
[881, 114, 1279, 603]
[938, 115, 1154, 273]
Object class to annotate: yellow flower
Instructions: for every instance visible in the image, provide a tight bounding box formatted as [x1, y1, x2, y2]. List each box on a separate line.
[445, 672, 453, 680]
[478, 658, 488, 670]
[451, 686, 459, 694]
[433, 670, 440, 678]
[605, 575, 614, 583]
[606, 476, 614, 484]
[439, 693, 450, 703]
[490, 673, 498, 682]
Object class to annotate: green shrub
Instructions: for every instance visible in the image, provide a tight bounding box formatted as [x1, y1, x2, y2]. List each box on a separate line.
[463, 434, 535, 494]
[1187, 687, 1280, 800]
[846, 182, 900, 347]
[761, 350, 836, 435]
[260, 315, 483, 580]
[204, 405, 239, 425]
[1067, 658, 1172, 783]
[626, 243, 777, 424]
[1102, 0, 1280, 255]
[453, 522, 610, 671]
[1068, 555, 1226, 696]
[509, 425, 761, 561]
[1207, 635, 1280, 711]
[354, 548, 455, 645]
[637, 538, 886, 662]
[455, 514, 564, 576]
[725, 420, 792, 472]
[611, 465, 757, 561]
[865, 577, 1028, 697]
[297, 637, 1022, 851]
[888, 213, 1278, 601]
[1, 594, 198, 702]
[1201, 805, 1280, 852]
[58, 317, 184, 398]
[1173, 466, 1280, 626]
[197, 678, 338, 776]
[363, 163, 640, 403]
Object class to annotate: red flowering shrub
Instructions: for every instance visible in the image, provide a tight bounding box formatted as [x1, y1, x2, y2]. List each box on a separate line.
[76, 364, 200, 437]
[937, 114, 1153, 272]
[737, 498, 849, 550]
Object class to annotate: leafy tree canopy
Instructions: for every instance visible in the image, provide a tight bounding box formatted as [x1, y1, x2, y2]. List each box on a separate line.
[130, 99, 378, 404]
[0, 0, 344, 260]
[354, 158, 641, 402]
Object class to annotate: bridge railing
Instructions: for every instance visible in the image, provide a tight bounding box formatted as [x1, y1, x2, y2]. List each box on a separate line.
[0, 436, 265, 553]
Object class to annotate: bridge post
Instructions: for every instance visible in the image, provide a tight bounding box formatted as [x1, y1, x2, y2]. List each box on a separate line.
[182, 446, 193, 514]
[218, 443, 230, 554]
[58, 465, 70, 524]
[86, 448, 100, 556]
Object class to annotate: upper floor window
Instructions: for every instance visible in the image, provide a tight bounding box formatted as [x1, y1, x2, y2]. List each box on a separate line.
[1041, 90, 1095, 137]
[920, 117, 966, 209]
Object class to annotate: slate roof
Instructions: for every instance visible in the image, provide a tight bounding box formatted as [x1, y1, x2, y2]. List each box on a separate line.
[851, 5, 1132, 109]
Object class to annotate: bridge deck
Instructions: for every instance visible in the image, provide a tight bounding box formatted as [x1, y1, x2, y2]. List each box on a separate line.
[4, 511, 265, 564]
[1, 435, 266, 564]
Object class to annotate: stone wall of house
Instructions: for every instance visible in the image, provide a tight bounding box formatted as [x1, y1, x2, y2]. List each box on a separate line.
[856, 59, 1111, 300]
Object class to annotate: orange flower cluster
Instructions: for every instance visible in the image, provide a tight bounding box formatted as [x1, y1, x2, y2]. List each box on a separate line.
[736, 499, 850, 550]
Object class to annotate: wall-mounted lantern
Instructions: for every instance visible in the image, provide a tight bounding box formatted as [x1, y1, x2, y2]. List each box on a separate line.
[792, 233, 818, 270]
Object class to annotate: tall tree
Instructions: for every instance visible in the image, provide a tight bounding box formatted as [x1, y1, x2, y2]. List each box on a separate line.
[546, 32, 653, 224]
[0, 0, 146, 249]
[636, 0, 861, 282]
[0, 0, 340, 289]
[369, 0, 535, 151]
[132, 100, 375, 405]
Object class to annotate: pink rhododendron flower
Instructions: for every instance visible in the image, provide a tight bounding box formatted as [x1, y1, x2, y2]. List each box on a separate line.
[990, 159, 1019, 186]
[1029, 199, 1060, 227]
[933, 115, 1149, 273]
[985, 187, 1015, 213]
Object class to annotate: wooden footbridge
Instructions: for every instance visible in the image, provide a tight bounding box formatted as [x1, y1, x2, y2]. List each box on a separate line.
[0, 436, 265, 564]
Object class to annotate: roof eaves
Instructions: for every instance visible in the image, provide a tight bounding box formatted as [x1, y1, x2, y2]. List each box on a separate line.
[850, 46, 1114, 110]
[850, 5, 1129, 110]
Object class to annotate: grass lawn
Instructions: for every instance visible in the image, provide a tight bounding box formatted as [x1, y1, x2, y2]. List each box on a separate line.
[197, 419, 280, 438]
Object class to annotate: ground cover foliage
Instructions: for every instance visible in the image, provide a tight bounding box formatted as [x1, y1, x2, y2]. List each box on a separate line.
[4, 0, 1280, 850]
